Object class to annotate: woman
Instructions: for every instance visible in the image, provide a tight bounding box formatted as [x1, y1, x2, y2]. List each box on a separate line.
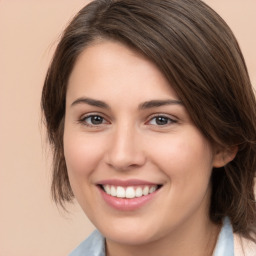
[41, 0, 256, 255]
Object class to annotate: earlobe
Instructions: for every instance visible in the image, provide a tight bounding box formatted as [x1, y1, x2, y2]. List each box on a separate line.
[212, 146, 238, 168]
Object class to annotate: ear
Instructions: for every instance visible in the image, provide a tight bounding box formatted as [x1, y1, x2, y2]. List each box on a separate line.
[212, 146, 238, 168]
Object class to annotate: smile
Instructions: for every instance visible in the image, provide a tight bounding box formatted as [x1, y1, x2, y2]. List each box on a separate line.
[97, 179, 162, 211]
[101, 185, 159, 199]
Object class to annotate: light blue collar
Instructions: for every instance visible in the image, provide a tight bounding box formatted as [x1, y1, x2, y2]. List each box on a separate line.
[69, 229, 105, 256]
[213, 217, 234, 256]
[70, 217, 234, 256]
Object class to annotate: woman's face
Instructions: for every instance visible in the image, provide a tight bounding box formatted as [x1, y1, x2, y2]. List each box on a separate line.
[64, 40, 220, 245]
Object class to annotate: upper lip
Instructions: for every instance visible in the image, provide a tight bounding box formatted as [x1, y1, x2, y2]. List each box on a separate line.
[97, 179, 160, 186]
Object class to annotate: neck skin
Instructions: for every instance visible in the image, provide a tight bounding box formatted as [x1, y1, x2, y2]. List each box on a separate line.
[105, 193, 221, 256]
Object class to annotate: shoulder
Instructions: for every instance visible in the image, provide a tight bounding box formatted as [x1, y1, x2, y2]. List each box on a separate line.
[234, 233, 256, 256]
[69, 230, 105, 256]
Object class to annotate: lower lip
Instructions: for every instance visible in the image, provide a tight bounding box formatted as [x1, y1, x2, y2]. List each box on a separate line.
[98, 187, 159, 211]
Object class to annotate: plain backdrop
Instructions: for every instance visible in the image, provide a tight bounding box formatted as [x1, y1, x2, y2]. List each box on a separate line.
[0, 1, 255, 255]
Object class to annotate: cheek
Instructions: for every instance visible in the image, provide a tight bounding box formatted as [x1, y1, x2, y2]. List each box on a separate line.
[63, 129, 108, 209]
[148, 130, 214, 185]
[63, 130, 105, 179]
[149, 131, 214, 221]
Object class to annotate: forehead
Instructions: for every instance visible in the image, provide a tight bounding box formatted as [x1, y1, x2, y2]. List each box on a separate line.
[66, 40, 179, 103]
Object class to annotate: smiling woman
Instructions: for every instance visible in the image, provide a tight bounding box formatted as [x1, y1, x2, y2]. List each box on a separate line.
[41, 0, 256, 255]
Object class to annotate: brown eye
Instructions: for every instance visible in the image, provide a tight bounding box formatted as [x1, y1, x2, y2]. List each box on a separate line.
[155, 116, 169, 125]
[82, 115, 107, 126]
[90, 115, 104, 125]
[148, 115, 176, 126]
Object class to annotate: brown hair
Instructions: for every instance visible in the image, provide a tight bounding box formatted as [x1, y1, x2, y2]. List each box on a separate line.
[41, 0, 256, 240]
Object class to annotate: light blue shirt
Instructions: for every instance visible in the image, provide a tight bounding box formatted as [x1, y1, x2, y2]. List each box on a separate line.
[213, 217, 234, 256]
[69, 217, 234, 256]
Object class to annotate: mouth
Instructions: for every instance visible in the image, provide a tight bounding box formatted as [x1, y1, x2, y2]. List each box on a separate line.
[98, 184, 162, 199]
[96, 179, 163, 210]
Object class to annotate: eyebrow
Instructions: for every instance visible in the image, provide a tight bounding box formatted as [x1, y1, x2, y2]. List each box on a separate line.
[71, 97, 183, 109]
[71, 97, 110, 109]
[138, 99, 183, 109]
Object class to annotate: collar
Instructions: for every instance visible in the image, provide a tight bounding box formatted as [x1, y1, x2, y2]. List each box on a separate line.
[213, 217, 234, 256]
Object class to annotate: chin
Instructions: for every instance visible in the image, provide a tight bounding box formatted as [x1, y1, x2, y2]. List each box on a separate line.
[97, 220, 161, 246]
[106, 231, 156, 246]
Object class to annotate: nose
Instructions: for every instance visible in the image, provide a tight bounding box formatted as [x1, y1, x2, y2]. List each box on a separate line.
[105, 124, 146, 171]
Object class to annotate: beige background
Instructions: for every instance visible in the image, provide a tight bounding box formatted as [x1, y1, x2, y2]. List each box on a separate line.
[0, 1, 255, 255]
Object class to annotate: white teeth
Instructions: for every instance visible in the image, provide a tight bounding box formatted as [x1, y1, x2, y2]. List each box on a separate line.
[110, 186, 116, 196]
[149, 186, 156, 193]
[102, 185, 158, 198]
[116, 186, 125, 198]
[126, 187, 136, 198]
[105, 185, 111, 195]
[135, 187, 143, 197]
[143, 186, 149, 196]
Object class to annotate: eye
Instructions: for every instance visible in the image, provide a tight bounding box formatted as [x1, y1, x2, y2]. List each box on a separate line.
[148, 115, 176, 126]
[80, 114, 108, 126]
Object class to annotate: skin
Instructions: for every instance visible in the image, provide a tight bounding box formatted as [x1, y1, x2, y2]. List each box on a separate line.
[64, 40, 233, 256]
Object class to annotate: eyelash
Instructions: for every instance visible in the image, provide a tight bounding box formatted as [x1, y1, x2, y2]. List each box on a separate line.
[146, 115, 177, 126]
[78, 114, 177, 127]
[78, 114, 109, 127]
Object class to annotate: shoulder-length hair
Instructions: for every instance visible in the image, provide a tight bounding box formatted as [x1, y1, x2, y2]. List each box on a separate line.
[41, 0, 256, 240]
